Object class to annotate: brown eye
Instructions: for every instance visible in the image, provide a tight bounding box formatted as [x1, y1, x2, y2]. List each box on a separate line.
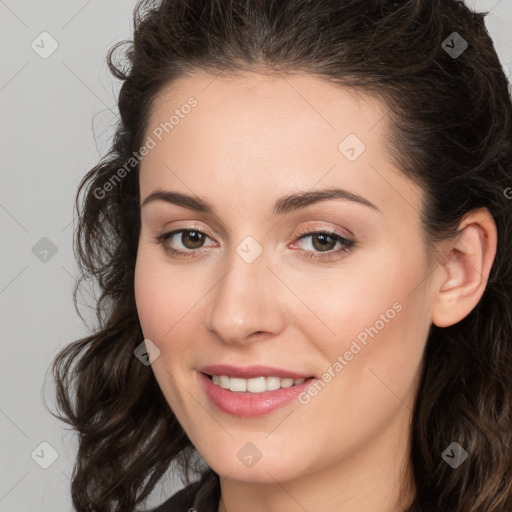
[181, 230, 206, 249]
[155, 228, 217, 259]
[309, 233, 337, 252]
[294, 230, 356, 261]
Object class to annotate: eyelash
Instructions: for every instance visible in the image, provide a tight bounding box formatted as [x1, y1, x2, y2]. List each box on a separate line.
[154, 226, 356, 261]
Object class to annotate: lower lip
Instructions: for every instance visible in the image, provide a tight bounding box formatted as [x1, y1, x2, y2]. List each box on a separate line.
[199, 372, 317, 417]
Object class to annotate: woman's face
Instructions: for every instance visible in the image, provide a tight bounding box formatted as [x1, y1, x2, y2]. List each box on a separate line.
[135, 70, 436, 485]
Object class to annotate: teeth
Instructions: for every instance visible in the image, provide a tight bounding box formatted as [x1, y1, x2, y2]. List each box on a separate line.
[210, 375, 306, 393]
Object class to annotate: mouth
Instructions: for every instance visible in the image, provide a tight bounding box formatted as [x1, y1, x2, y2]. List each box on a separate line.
[198, 367, 319, 417]
[202, 372, 316, 393]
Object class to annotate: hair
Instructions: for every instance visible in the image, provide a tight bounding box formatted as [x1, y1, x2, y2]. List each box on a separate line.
[48, 0, 512, 511]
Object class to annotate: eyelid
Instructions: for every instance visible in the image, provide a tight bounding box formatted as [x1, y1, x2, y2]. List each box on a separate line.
[294, 224, 353, 241]
[158, 221, 217, 240]
[157, 223, 353, 244]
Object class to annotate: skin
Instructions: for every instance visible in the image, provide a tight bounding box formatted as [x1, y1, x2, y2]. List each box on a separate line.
[134, 69, 497, 512]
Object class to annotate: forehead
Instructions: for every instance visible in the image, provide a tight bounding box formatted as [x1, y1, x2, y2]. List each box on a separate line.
[148, 69, 386, 136]
[140, 69, 422, 223]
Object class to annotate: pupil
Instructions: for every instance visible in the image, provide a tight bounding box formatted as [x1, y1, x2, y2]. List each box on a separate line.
[313, 233, 334, 251]
[185, 230, 204, 248]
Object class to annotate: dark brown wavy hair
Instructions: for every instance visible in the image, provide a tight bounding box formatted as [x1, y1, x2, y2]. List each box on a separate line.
[48, 0, 512, 510]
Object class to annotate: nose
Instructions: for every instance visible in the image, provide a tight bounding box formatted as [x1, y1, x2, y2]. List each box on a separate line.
[205, 244, 287, 345]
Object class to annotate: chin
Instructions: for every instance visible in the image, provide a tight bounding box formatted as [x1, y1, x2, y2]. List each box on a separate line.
[202, 446, 310, 484]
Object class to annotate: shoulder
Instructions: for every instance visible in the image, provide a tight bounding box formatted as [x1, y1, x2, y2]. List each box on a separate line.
[146, 469, 220, 512]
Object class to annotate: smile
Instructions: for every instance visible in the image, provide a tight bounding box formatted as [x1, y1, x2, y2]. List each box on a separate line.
[207, 374, 308, 393]
[199, 371, 317, 417]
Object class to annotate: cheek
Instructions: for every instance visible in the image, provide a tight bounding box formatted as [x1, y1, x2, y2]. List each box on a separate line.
[134, 244, 191, 340]
[133, 248, 187, 351]
[295, 244, 431, 418]
[134, 250, 192, 411]
[133, 246, 210, 376]
[134, 255, 164, 341]
[317, 248, 430, 408]
[295, 242, 430, 357]
[289, 253, 431, 456]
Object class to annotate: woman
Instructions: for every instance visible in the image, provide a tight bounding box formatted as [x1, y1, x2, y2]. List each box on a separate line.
[50, 0, 512, 511]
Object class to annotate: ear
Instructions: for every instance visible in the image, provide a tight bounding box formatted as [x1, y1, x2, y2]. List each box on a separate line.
[431, 208, 497, 328]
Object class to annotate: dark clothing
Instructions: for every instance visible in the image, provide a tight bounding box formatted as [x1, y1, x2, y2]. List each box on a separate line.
[148, 469, 220, 512]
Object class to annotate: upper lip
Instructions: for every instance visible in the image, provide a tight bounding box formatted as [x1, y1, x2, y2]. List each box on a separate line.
[199, 364, 313, 380]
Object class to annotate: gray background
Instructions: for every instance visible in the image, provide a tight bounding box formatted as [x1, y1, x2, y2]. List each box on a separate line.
[1, 0, 511, 510]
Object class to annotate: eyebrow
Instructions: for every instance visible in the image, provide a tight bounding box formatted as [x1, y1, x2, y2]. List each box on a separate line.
[141, 187, 380, 215]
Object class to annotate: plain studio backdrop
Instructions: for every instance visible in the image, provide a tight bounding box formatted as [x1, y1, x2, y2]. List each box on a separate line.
[0, 0, 511, 510]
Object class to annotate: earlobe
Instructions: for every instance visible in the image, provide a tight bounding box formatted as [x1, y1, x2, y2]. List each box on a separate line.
[431, 208, 497, 328]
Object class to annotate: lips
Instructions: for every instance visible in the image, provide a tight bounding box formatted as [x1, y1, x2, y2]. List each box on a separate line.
[199, 371, 318, 417]
[199, 364, 314, 380]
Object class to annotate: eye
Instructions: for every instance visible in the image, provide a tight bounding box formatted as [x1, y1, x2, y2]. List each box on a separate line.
[154, 228, 217, 259]
[154, 226, 356, 261]
[292, 229, 356, 261]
